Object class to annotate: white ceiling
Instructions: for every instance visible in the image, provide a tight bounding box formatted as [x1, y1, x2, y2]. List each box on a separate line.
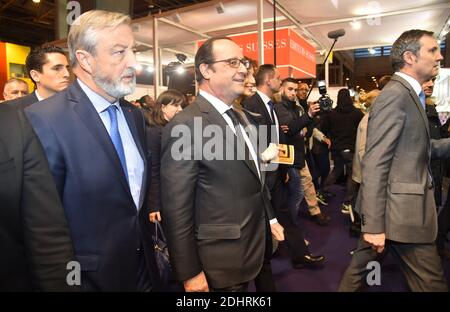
[132, 0, 450, 66]
[278, 0, 450, 51]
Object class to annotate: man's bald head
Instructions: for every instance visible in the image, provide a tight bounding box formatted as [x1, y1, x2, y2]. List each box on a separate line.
[3, 78, 29, 100]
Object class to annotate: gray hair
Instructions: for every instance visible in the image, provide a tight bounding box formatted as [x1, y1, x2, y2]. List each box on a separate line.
[390, 29, 434, 72]
[68, 10, 131, 67]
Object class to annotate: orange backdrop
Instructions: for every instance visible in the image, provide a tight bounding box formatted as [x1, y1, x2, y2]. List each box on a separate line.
[198, 28, 316, 79]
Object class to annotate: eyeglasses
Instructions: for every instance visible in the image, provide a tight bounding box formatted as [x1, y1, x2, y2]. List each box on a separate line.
[208, 58, 250, 69]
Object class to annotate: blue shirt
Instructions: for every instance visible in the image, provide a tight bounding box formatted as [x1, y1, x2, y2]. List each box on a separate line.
[77, 78, 144, 209]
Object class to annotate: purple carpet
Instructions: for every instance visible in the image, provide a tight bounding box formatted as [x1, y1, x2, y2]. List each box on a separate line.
[251, 184, 450, 292]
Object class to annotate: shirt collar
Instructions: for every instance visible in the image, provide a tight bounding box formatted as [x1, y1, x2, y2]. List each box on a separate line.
[256, 90, 272, 105]
[395, 72, 422, 97]
[77, 78, 120, 113]
[34, 90, 44, 102]
[198, 90, 234, 116]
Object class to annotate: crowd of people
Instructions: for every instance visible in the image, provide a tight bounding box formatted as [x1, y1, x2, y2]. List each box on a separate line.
[1, 9, 449, 292]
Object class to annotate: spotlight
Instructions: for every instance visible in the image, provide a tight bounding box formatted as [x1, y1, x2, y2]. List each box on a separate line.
[216, 2, 225, 14]
[173, 12, 181, 23]
[176, 66, 185, 75]
[350, 20, 361, 30]
[175, 53, 187, 63]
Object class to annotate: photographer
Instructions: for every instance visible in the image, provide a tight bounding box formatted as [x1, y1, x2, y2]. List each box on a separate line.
[320, 88, 364, 214]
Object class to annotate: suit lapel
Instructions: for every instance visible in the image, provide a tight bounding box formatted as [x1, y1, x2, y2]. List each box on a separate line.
[254, 93, 273, 125]
[393, 75, 430, 139]
[197, 95, 261, 182]
[69, 82, 134, 202]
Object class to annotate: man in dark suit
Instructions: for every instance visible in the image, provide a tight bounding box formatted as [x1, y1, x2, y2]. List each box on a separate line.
[0, 105, 75, 291]
[25, 10, 158, 291]
[242, 67, 325, 271]
[6, 45, 70, 109]
[160, 37, 284, 292]
[340, 29, 450, 292]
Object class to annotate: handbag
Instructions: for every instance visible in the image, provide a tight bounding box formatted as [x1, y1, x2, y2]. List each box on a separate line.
[152, 221, 172, 286]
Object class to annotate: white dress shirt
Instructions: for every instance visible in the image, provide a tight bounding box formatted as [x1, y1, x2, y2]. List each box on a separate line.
[395, 72, 423, 105]
[256, 90, 280, 144]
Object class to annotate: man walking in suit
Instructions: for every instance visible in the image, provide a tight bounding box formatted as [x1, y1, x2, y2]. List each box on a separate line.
[339, 29, 450, 292]
[242, 68, 325, 270]
[25, 10, 158, 291]
[6, 45, 70, 109]
[0, 105, 75, 291]
[160, 37, 284, 292]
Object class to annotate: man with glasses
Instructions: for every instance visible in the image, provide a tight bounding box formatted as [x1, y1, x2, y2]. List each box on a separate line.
[161, 37, 284, 292]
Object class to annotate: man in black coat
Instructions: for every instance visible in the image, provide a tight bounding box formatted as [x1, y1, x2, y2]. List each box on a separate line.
[0, 105, 76, 291]
[242, 67, 325, 272]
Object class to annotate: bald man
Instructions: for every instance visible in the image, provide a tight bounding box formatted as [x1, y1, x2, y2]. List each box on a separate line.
[2, 78, 29, 101]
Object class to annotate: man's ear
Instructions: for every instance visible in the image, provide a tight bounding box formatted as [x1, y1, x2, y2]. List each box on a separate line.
[199, 63, 212, 81]
[402, 50, 417, 66]
[29, 69, 40, 84]
[76, 50, 93, 74]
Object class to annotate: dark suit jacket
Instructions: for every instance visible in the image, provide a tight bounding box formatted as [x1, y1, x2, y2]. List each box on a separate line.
[25, 81, 159, 291]
[274, 100, 314, 169]
[358, 74, 450, 243]
[0, 105, 75, 291]
[6, 92, 39, 109]
[146, 125, 162, 213]
[160, 94, 274, 289]
[242, 92, 292, 188]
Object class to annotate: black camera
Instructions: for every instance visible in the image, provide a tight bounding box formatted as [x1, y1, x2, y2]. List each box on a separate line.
[317, 80, 333, 112]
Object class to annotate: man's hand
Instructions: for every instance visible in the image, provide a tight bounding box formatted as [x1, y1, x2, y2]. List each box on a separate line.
[270, 222, 285, 241]
[307, 102, 321, 118]
[184, 271, 209, 292]
[322, 137, 331, 148]
[363, 233, 386, 253]
[260, 143, 282, 163]
[149, 211, 161, 223]
[280, 125, 289, 133]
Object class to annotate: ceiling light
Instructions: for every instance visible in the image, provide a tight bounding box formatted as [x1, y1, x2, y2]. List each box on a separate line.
[368, 48, 376, 55]
[350, 20, 361, 30]
[32, 0, 40, 3]
[176, 66, 185, 75]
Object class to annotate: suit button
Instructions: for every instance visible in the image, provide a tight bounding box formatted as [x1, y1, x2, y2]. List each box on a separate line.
[137, 248, 141, 252]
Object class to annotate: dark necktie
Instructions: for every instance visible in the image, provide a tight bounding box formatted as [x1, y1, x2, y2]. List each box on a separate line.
[106, 105, 128, 181]
[268, 100, 275, 124]
[225, 108, 258, 176]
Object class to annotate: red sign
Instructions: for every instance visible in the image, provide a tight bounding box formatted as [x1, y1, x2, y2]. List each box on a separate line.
[198, 28, 316, 79]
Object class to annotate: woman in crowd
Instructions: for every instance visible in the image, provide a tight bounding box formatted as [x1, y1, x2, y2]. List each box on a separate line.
[145, 90, 186, 223]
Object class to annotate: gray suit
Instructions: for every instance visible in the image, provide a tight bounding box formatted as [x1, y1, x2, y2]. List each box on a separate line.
[160, 94, 274, 290]
[340, 74, 450, 292]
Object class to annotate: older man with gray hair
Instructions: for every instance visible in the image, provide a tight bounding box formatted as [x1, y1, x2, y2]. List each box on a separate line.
[25, 10, 159, 291]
